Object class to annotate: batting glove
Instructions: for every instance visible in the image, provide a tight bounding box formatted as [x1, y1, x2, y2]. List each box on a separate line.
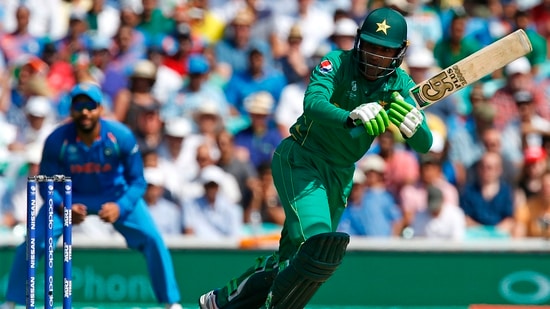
[349, 102, 389, 136]
[388, 92, 423, 138]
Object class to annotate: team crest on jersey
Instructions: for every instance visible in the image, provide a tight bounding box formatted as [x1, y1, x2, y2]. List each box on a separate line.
[319, 60, 333, 74]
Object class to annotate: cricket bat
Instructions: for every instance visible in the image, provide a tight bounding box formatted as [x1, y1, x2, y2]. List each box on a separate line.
[350, 29, 532, 137]
[410, 29, 532, 110]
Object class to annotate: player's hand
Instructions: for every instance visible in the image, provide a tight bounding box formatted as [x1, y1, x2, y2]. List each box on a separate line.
[388, 92, 423, 138]
[99, 202, 120, 223]
[349, 102, 389, 136]
[71, 204, 87, 225]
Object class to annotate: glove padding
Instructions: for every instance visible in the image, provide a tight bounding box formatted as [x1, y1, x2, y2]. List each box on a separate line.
[388, 92, 423, 138]
[349, 102, 389, 136]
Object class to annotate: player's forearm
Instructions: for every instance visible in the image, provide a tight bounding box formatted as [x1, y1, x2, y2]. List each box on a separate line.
[303, 94, 350, 127]
[404, 122, 433, 154]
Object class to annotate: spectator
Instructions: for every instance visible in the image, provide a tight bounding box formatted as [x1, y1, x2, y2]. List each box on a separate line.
[162, 54, 230, 122]
[400, 153, 459, 227]
[411, 185, 466, 240]
[339, 154, 403, 237]
[465, 127, 520, 186]
[143, 167, 183, 236]
[328, 17, 358, 51]
[460, 152, 515, 236]
[507, 90, 550, 150]
[0, 6, 43, 63]
[136, 0, 174, 40]
[375, 129, 420, 197]
[270, 0, 334, 58]
[86, 0, 120, 39]
[490, 57, 549, 130]
[433, 11, 481, 71]
[253, 161, 285, 226]
[214, 9, 273, 75]
[133, 102, 164, 152]
[113, 59, 159, 128]
[516, 146, 549, 203]
[514, 10, 547, 76]
[157, 118, 197, 204]
[216, 129, 260, 223]
[234, 91, 282, 169]
[514, 170, 550, 238]
[224, 47, 287, 133]
[182, 165, 243, 240]
[276, 24, 309, 84]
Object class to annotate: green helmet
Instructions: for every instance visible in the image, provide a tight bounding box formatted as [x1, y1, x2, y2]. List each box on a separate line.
[355, 7, 408, 79]
[359, 7, 408, 49]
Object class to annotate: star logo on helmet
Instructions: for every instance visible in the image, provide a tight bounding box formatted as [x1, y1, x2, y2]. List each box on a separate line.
[376, 19, 391, 35]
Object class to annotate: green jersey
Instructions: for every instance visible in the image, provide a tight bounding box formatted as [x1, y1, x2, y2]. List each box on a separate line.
[289, 49, 433, 167]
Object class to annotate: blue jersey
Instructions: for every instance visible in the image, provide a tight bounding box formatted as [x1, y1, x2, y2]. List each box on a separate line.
[40, 119, 146, 218]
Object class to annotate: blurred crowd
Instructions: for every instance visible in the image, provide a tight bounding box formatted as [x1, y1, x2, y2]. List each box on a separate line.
[1, 0, 550, 242]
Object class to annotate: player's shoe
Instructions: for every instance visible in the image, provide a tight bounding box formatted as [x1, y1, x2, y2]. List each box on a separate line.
[165, 303, 183, 309]
[0, 301, 15, 309]
[199, 290, 219, 309]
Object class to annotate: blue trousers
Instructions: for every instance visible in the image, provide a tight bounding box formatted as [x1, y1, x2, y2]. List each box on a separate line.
[5, 199, 181, 304]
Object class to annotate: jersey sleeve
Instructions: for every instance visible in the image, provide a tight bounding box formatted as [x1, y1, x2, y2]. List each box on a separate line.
[114, 125, 147, 218]
[303, 51, 351, 127]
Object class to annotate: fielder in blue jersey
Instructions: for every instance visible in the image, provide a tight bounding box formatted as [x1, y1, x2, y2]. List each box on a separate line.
[1, 83, 182, 309]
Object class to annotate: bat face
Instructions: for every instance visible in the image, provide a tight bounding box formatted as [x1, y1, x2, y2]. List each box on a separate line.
[409, 29, 533, 110]
[411, 66, 468, 109]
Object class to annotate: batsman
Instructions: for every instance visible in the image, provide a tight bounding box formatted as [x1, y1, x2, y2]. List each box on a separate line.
[199, 7, 433, 309]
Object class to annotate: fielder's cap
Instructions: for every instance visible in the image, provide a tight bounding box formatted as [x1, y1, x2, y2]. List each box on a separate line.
[144, 167, 165, 187]
[513, 90, 533, 104]
[524, 146, 547, 164]
[164, 118, 192, 138]
[427, 185, 444, 212]
[188, 54, 210, 74]
[332, 18, 359, 37]
[199, 165, 225, 185]
[505, 57, 531, 76]
[131, 59, 157, 80]
[358, 154, 386, 173]
[25, 96, 51, 117]
[244, 91, 274, 115]
[70, 83, 103, 104]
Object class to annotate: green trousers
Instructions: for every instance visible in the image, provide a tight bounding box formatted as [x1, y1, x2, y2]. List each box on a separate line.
[215, 138, 354, 308]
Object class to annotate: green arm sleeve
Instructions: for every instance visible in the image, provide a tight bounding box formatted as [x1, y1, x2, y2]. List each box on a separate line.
[303, 55, 351, 128]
